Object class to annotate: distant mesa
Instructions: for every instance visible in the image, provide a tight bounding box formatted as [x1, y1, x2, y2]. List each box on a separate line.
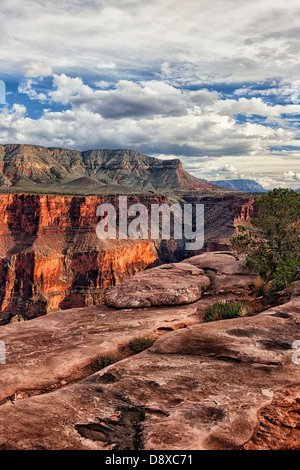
[0, 144, 225, 194]
[211, 179, 267, 193]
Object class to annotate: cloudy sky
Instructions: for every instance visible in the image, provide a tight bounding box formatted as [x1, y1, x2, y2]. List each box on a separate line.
[0, 0, 300, 189]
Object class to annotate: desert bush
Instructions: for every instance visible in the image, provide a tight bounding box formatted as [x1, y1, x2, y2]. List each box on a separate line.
[204, 300, 251, 322]
[253, 276, 275, 296]
[129, 336, 154, 353]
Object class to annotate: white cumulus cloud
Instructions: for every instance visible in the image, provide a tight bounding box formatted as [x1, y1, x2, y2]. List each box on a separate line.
[19, 60, 53, 78]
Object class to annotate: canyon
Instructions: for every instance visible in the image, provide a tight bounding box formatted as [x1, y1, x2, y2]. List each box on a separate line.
[0, 191, 254, 324]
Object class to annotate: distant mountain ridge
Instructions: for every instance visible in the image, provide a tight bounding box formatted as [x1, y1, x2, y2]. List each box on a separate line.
[211, 179, 267, 192]
[0, 144, 223, 194]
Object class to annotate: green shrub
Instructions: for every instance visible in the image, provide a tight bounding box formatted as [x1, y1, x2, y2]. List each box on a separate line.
[96, 353, 121, 369]
[129, 337, 154, 353]
[204, 300, 251, 322]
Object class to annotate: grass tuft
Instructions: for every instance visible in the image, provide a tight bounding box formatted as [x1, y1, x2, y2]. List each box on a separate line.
[129, 337, 154, 354]
[204, 300, 251, 322]
[95, 353, 121, 369]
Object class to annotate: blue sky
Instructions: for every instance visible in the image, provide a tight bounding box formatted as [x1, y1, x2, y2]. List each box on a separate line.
[0, 0, 300, 189]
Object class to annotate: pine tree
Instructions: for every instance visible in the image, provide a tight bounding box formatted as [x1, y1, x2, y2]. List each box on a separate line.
[231, 188, 300, 289]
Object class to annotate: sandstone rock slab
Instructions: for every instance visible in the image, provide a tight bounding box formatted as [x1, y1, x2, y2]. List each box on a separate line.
[0, 303, 199, 404]
[184, 251, 258, 295]
[104, 262, 210, 308]
[0, 299, 299, 450]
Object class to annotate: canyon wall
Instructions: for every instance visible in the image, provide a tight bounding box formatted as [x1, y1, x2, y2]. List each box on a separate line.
[0, 192, 255, 323]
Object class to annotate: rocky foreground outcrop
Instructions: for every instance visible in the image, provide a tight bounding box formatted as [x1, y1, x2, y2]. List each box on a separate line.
[104, 262, 210, 308]
[0, 252, 299, 450]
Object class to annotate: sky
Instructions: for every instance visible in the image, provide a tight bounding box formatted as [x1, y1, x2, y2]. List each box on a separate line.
[0, 0, 300, 189]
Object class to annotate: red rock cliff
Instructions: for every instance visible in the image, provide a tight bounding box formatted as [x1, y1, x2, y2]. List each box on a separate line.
[0, 193, 164, 323]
